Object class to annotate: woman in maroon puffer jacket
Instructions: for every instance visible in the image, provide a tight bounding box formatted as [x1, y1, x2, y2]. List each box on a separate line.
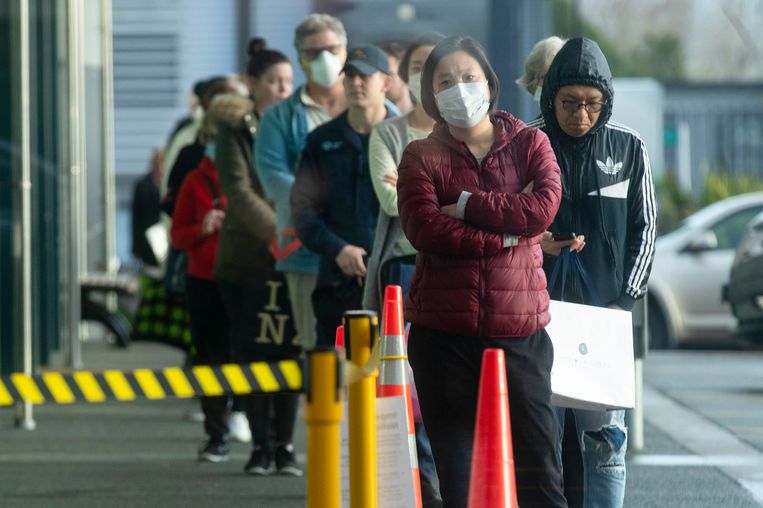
[397, 36, 568, 508]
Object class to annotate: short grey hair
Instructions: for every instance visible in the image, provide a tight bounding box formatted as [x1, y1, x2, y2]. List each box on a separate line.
[293, 13, 347, 52]
[516, 36, 567, 95]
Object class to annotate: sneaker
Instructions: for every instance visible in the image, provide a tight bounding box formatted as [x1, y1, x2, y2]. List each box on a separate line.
[198, 439, 229, 463]
[185, 407, 205, 423]
[228, 411, 252, 443]
[275, 443, 303, 476]
[244, 445, 272, 476]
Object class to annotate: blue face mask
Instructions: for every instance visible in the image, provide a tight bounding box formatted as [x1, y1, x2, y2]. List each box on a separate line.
[205, 143, 215, 161]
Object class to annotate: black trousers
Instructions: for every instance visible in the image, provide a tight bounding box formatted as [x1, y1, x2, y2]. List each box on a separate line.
[408, 324, 568, 508]
[219, 280, 299, 449]
[311, 281, 363, 347]
[185, 275, 231, 441]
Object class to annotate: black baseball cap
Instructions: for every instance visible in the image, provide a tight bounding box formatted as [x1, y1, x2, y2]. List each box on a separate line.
[342, 44, 391, 76]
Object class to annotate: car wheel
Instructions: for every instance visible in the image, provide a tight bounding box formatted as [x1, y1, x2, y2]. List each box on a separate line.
[648, 300, 674, 350]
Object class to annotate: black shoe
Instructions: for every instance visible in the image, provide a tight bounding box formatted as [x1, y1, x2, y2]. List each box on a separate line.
[198, 439, 229, 463]
[275, 443, 303, 477]
[244, 445, 273, 476]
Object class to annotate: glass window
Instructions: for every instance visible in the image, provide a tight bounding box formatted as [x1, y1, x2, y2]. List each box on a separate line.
[711, 206, 763, 250]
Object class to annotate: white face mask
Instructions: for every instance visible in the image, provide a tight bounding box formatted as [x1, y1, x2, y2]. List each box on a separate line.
[408, 72, 422, 104]
[533, 86, 543, 103]
[309, 50, 343, 88]
[435, 81, 490, 128]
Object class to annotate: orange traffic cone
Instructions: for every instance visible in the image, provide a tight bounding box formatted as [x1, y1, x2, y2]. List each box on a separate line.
[468, 348, 517, 508]
[378, 285, 423, 508]
[335, 325, 345, 350]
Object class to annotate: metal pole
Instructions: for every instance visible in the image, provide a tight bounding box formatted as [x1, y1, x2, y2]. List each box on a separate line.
[12, 0, 36, 431]
[101, 0, 118, 308]
[305, 348, 344, 508]
[632, 359, 644, 450]
[633, 294, 648, 450]
[626, 295, 647, 451]
[345, 310, 378, 508]
[65, 0, 85, 369]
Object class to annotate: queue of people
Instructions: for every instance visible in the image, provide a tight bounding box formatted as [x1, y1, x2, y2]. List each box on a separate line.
[132, 11, 655, 507]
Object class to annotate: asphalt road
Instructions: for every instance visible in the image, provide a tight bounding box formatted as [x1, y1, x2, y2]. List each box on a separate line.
[0, 342, 762, 507]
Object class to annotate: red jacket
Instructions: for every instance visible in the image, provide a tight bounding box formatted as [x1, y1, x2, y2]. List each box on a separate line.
[171, 156, 228, 281]
[397, 111, 561, 338]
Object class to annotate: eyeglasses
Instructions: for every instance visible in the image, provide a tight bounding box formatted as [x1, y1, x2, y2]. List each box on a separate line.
[300, 44, 344, 61]
[560, 100, 606, 114]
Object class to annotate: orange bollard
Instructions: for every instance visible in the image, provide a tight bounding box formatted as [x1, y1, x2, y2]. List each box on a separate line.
[378, 285, 423, 508]
[467, 348, 517, 508]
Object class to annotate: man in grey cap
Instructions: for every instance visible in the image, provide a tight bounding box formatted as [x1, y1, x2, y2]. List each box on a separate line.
[291, 44, 398, 345]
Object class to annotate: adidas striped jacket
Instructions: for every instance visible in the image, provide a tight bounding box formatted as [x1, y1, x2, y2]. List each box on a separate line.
[531, 37, 657, 310]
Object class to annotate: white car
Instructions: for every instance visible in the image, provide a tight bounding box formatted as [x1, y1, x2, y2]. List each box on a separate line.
[648, 192, 763, 348]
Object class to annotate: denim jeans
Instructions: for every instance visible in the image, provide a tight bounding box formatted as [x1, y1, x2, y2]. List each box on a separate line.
[554, 407, 627, 508]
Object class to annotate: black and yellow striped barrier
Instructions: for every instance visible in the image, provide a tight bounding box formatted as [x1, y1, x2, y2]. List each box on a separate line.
[0, 361, 302, 406]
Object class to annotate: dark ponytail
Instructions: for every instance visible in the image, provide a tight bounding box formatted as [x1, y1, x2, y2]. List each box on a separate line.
[246, 37, 290, 79]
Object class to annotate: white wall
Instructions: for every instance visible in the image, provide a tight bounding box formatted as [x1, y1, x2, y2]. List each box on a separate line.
[113, 0, 240, 263]
[611, 78, 665, 179]
[250, 0, 312, 87]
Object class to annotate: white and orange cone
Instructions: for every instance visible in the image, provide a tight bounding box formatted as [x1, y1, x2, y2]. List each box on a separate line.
[378, 285, 423, 508]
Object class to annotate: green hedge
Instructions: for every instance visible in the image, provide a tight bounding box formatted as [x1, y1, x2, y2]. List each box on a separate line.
[656, 171, 763, 234]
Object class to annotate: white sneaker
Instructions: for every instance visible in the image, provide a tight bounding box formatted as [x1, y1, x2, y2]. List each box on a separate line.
[229, 411, 252, 443]
[185, 407, 204, 423]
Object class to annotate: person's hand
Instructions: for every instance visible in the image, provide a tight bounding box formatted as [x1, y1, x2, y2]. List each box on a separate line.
[522, 181, 534, 193]
[441, 203, 458, 218]
[608, 304, 624, 311]
[201, 209, 225, 236]
[383, 171, 398, 187]
[335, 245, 367, 277]
[541, 231, 586, 256]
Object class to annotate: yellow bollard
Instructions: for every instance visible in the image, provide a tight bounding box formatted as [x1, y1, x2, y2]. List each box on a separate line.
[345, 310, 379, 508]
[305, 347, 344, 508]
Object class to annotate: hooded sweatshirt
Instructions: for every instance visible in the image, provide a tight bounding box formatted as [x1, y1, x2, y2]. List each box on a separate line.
[528, 37, 657, 310]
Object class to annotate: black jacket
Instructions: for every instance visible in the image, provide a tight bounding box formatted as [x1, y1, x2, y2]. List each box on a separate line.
[529, 37, 657, 310]
[291, 111, 388, 289]
[131, 173, 161, 266]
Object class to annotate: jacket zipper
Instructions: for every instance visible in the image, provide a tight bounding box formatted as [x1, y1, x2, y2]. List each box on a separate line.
[476, 153, 486, 337]
[569, 149, 581, 300]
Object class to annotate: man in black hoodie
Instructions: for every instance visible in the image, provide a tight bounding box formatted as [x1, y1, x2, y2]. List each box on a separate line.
[528, 38, 657, 507]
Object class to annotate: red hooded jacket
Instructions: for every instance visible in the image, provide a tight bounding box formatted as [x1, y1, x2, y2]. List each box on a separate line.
[171, 156, 228, 281]
[397, 111, 561, 338]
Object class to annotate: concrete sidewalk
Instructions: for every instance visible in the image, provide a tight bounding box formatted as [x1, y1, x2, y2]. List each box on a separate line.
[1, 342, 761, 507]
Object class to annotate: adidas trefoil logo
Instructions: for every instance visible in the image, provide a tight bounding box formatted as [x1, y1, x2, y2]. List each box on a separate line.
[596, 156, 623, 175]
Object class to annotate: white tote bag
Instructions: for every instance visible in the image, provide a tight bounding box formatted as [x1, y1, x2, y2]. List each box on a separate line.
[546, 299, 635, 411]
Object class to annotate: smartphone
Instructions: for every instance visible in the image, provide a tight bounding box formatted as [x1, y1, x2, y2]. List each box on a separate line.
[552, 232, 576, 241]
